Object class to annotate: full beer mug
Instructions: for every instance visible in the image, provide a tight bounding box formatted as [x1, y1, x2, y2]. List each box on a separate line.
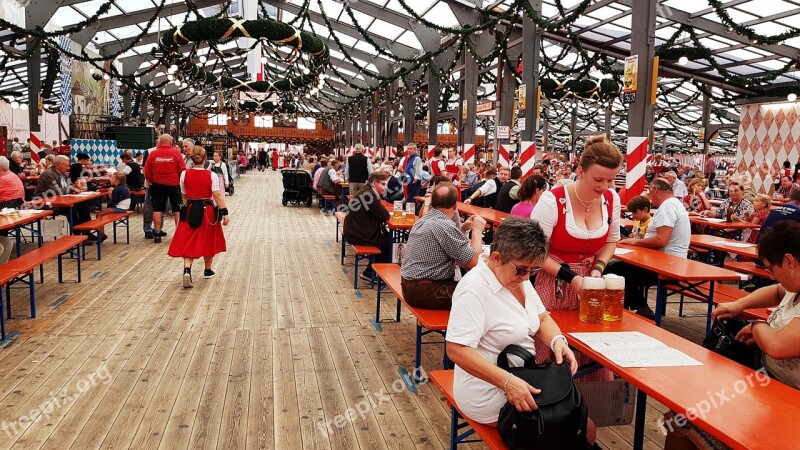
[578, 277, 605, 324]
[603, 274, 625, 321]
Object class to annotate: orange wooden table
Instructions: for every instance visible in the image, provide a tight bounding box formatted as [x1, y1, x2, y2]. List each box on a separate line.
[614, 244, 742, 334]
[551, 309, 800, 450]
[690, 234, 758, 260]
[0, 210, 52, 259]
[27, 192, 105, 232]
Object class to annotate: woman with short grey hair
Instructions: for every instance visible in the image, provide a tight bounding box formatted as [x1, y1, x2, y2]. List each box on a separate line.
[445, 217, 593, 442]
[8, 151, 25, 178]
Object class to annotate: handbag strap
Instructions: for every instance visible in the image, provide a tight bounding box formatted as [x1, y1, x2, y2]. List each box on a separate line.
[497, 344, 537, 370]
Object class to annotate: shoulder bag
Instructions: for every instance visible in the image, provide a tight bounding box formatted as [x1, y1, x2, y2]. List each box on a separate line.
[496, 344, 589, 450]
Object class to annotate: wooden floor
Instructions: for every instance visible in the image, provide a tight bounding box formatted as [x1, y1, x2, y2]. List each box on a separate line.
[0, 170, 715, 449]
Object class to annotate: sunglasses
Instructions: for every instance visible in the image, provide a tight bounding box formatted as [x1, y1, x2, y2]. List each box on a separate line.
[507, 260, 542, 277]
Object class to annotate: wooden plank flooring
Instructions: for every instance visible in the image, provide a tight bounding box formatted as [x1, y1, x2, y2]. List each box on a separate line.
[0, 169, 720, 449]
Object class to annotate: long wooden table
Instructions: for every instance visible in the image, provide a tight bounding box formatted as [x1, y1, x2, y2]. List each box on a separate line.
[0, 210, 52, 261]
[27, 192, 105, 232]
[614, 243, 743, 334]
[552, 309, 800, 450]
[456, 202, 509, 227]
[690, 234, 758, 260]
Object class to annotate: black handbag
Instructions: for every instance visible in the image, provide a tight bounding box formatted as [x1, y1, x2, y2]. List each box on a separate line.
[182, 200, 208, 228]
[496, 345, 589, 450]
[702, 318, 762, 369]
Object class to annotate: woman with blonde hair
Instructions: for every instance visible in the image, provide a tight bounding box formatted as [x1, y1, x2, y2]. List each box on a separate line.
[168, 145, 230, 288]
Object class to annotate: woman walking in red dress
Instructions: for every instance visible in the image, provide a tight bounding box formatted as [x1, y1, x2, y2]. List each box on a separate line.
[168, 146, 230, 288]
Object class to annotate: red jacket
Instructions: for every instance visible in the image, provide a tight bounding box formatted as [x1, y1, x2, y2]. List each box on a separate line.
[144, 145, 186, 186]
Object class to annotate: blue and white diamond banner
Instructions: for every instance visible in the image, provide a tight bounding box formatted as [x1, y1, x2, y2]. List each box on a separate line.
[70, 139, 118, 166]
[57, 36, 73, 116]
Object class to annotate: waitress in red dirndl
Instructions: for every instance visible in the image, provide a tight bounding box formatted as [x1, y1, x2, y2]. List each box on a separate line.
[531, 177, 621, 381]
[168, 149, 229, 288]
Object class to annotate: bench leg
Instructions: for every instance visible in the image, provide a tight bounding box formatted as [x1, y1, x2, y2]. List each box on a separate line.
[369, 256, 375, 289]
[396, 299, 401, 322]
[97, 231, 102, 260]
[77, 246, 82, 283]
[58, 253, 63, 283]
[5, 283, 10, 319]
[126, 217, 130, 244]
[0, 288, 5, 340]
[705, 281, 715, 336]
[340, 237, 346, 265]
[28, 272, 35, 318]
[354, 255, 359, 289]
[113, 221, 117, 244]
[415, 323, 423, 383]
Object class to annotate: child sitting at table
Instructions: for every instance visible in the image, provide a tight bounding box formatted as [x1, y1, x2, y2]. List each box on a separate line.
[626, 195, 652, 240]
[741, 194, 770, 244]
[97, 173, 130, 217]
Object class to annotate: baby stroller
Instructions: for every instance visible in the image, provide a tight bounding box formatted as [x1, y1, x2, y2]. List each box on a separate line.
[281, 168, 314, 207]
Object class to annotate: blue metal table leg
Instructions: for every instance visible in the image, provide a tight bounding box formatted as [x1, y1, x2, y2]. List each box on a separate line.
[414, 323, 423, 382]
[633, 390, 647, 450]
[655, 279, 666, 326]
[706, 281, 715, 336]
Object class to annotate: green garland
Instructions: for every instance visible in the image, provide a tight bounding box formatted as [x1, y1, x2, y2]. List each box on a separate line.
[707, 0, 800, 46]
[159, 17, 329, 93]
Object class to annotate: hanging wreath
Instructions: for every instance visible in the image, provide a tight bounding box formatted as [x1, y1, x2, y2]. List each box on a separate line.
[539, 78, 620, 101]
[159, 17, 329, 93]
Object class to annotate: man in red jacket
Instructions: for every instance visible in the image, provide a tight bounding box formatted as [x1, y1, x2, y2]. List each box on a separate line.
[144, 134, 186, 243]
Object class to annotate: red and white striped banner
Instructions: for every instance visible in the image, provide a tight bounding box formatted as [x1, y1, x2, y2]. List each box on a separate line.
[389, 146, 397, 158]
[623, 136, 649, 205]
[427, 144, 437, 159]
[364, 147, 372, 158]
[29, 132, 41, 162]
[497, 144, 510, 169]
[463, 143, 476, 165]
[519, 141, 536, 178]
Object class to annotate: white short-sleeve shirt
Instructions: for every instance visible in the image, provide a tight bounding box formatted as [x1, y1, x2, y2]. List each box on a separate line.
[645, 196, 690, 257]
[764, 291, 800, 390]
[446, 257, 547, 424]
[531, 188, 621, 242]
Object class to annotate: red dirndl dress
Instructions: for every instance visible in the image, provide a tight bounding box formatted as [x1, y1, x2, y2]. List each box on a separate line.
[533, 186, 615, 381]
[168, 169, 227, 259]
[271, 151, 279, 170]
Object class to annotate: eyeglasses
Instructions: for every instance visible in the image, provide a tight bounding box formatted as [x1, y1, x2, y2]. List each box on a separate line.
[507, 260, 542, 277]
[763, 262, 778, 275]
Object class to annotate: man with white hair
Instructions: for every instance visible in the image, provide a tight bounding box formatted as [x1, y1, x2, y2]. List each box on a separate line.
[144, 134, 186, 243]
[181, 138, 196, 168]
[663, 171, 687, 199]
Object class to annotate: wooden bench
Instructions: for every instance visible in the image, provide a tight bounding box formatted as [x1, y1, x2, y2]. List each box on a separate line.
[320, 194, 336, 214]
[429, 370, 506, 450]
[0, 269, 20, 341]
[72, 211, 133, 260]
[129, 189, 146, 212]
[3, 235, 87, 319]
[352, 245, 381, 289]
[724, 261, 772, 281]
[372, 263, 450, 385]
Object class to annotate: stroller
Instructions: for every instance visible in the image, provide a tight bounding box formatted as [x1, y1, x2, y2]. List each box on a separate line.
[280, 168, 314, 207]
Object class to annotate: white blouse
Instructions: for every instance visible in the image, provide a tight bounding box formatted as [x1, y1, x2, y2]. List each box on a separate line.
[531, 188, 621, 242]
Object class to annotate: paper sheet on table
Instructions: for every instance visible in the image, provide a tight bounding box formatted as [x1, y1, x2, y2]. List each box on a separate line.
[76, 192, 95, 196]
[570, 332, 702, 367]
[709, 241, 754, 248]
[595, 347, 703, 368]
[702, 218, 726, 223]
[614, 248, 634, 256]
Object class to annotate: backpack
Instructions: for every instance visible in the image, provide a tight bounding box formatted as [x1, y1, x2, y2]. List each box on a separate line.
[496, 345, 589, 450]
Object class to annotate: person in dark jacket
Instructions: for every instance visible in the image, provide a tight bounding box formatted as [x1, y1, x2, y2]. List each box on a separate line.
[345, 144, 372, 194]
[343, 172, 392, 281]
[494, 166, 523, 213]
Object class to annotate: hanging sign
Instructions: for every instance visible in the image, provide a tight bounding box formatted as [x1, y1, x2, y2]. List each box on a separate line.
[697, 126, 705, 142]
[498, 126, 510, 139]
[462, 100, 468, 120]
[517, 84, 527, 111]
[623, 56, 638, 94]
[476, 100, 494, 114]
[516, 118, 526, 132]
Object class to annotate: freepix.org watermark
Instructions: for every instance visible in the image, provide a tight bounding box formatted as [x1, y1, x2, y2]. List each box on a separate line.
[1, 365, 113, 438]
[657, 367, 770, 435]
[315, 366, 428, 436]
